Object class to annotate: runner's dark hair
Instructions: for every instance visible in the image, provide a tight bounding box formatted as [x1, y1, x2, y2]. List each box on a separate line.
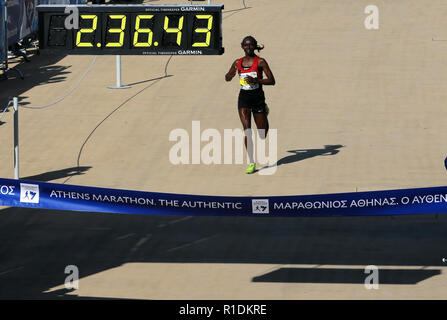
[241, 36, 264, 52]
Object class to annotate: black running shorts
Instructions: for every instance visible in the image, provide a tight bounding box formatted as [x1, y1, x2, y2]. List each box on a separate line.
[238, 89, 267, 113]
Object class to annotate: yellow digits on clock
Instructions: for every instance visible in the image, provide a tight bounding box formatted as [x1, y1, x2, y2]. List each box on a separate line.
[75, 15, 98, 47]
[192, 15, 213, 47]
[164, 16, 184, 46]
[133, 15, 154, 47]
[106, 15, 126, 47]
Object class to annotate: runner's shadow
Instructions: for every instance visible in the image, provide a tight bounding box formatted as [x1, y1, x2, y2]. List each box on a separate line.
[257, 144, 344, 173]
[22, 166, 91, 182]
[277, 144, 344, 166]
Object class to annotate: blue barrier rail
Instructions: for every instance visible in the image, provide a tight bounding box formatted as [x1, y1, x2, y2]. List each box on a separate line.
[0, 0, 5, 63]
[39, 0, 87, 3]
[1, 0, 87, 59]
[5, 0, 39, 46]
[1, 178, 447, 217]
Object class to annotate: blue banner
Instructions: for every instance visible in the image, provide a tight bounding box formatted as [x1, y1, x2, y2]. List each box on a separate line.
[5, 0, 39, 46]
[1, 178, 447, 217]
[0, 0, 5, 63]
[38, 1, 88, 4]
[2, 1, 87, 51]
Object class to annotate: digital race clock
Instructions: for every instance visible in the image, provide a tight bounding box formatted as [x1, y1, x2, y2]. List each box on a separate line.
[37, 4, 224, 55]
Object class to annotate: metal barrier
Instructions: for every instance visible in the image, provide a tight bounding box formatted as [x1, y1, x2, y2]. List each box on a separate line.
[0, 0, 5, 64]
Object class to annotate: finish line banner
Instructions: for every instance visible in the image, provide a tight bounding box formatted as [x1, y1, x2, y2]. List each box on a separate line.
[1, 178, 447, 217]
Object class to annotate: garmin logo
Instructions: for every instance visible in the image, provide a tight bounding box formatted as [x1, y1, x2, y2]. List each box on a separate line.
[178, 50, 203, 55]
[181, 7, 205, 11]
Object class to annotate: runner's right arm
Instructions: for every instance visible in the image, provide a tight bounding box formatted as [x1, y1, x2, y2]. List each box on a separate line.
[225, 60, 239, 81]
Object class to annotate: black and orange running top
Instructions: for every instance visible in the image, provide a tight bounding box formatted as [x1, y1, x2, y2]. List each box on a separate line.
[237, 56, 263, 91]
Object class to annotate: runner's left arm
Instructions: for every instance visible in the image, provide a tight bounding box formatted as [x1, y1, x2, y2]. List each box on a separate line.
[247, 58, 275, 85]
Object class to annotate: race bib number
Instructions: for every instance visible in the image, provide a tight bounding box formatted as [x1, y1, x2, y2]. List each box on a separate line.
[240, 71, 259, 90]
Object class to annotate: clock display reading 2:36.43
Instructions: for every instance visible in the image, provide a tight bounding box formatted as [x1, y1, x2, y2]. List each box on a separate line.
[37, 4, 224, 55]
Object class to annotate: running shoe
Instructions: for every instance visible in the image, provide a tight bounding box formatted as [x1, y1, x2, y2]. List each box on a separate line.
[245, 163, 256, 174]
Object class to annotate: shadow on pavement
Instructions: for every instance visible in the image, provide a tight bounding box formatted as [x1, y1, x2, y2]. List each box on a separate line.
[252, 267, 441, 285]
[277, 145, 344, 167]
[22, 166, 92, 182]
[0, 52, 69, 113]
[257, 145, 344, 173]
[0, 206, 445, 299]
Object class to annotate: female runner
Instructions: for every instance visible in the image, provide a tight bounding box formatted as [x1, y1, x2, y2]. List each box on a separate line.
[225, 36, 276, 174]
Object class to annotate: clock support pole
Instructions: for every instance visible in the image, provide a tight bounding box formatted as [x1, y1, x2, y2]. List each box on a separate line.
[107, 55, 130, 89]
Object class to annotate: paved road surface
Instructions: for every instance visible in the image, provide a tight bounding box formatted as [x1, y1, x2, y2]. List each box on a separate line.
[0, 0, 447, 299]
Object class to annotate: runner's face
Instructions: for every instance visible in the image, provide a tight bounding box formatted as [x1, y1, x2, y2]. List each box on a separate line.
[241, 39, 256, 56]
